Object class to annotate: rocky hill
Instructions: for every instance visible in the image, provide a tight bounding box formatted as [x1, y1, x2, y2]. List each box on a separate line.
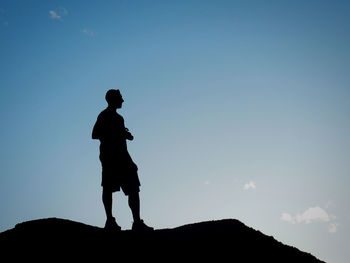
[0, 218, 325, 262]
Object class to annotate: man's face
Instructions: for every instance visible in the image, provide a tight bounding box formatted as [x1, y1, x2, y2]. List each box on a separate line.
[109, 94, 124, 109]
[116, 95, 124, 108]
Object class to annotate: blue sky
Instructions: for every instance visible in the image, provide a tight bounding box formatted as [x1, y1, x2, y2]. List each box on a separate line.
[1, 1, 349, 262]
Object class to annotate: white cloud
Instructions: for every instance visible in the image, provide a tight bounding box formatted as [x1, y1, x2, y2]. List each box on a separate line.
[328, 223, 339, 234]
[281, 206, 330, 224]
[82, 29, 97, 37]
[281, 206, 339, 234]
[298, 206, 330, 224]
[243, 181, 256, 190]
[281, 213, 294, 223]
[49, 10, 61, 20]
[49, 7, 68, 20]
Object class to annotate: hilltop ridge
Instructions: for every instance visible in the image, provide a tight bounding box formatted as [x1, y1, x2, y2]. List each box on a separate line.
[0, 218, 325, 262]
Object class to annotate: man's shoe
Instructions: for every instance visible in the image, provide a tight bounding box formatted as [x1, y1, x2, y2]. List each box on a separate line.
[132, 220, 154, 232]
[104, 217, 121, 231]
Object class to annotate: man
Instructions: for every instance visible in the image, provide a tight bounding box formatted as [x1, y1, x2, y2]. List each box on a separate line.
[92, 89, 153, 231]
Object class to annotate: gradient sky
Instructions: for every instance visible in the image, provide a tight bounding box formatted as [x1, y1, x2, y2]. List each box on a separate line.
[1, 1, 349, 262]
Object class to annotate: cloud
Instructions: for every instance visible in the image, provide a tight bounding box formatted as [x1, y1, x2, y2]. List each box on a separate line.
[281, 206, 330, 224]
[82, 29, 97, 37]
[243, 181, 256, 190]
[328, 223, 339, 234]
[281, 206, 339, 234]
[49, 10, 61, 20]
[281, 213, 294, 223]
[49, 7, 68, 20]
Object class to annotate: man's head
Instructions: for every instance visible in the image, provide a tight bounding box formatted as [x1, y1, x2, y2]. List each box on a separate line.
[105, 89, 124, 109]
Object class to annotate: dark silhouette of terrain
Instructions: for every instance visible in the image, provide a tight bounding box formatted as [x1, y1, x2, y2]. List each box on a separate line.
[0, 218, 324, 262]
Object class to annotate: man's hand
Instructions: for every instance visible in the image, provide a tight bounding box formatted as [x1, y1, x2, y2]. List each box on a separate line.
[125, 128, 134, 141]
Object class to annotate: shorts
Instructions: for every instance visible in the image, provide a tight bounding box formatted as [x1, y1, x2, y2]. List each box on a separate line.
[100, 156, 140, 195]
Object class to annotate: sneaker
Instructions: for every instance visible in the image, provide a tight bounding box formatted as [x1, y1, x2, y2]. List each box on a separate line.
[104, 217, 121, 232]
[132, 220, 154, 232]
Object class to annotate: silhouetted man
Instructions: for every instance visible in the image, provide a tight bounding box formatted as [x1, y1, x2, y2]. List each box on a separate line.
[92, 89, 153, 231]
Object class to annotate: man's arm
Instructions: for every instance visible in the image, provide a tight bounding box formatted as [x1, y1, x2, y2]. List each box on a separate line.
[92, 115, 102, 140]
[124, 128, 134, 141]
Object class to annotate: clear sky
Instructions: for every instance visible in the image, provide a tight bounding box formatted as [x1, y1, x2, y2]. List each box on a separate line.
[1, 1, 349, 262]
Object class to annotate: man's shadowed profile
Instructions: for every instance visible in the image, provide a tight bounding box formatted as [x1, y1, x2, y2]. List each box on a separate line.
[92, 89, 153, 231]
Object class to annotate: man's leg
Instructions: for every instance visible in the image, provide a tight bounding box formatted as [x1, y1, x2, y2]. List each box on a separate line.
[128, 192, 141, 223]
[102, 188, 113, 220]
[102, 188, 121, 231]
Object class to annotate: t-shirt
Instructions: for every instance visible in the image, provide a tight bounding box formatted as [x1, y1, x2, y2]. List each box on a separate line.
[92, 107, 128, 160]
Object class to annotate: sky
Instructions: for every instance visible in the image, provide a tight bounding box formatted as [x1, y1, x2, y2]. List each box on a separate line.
[0, 1, 349, 262]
